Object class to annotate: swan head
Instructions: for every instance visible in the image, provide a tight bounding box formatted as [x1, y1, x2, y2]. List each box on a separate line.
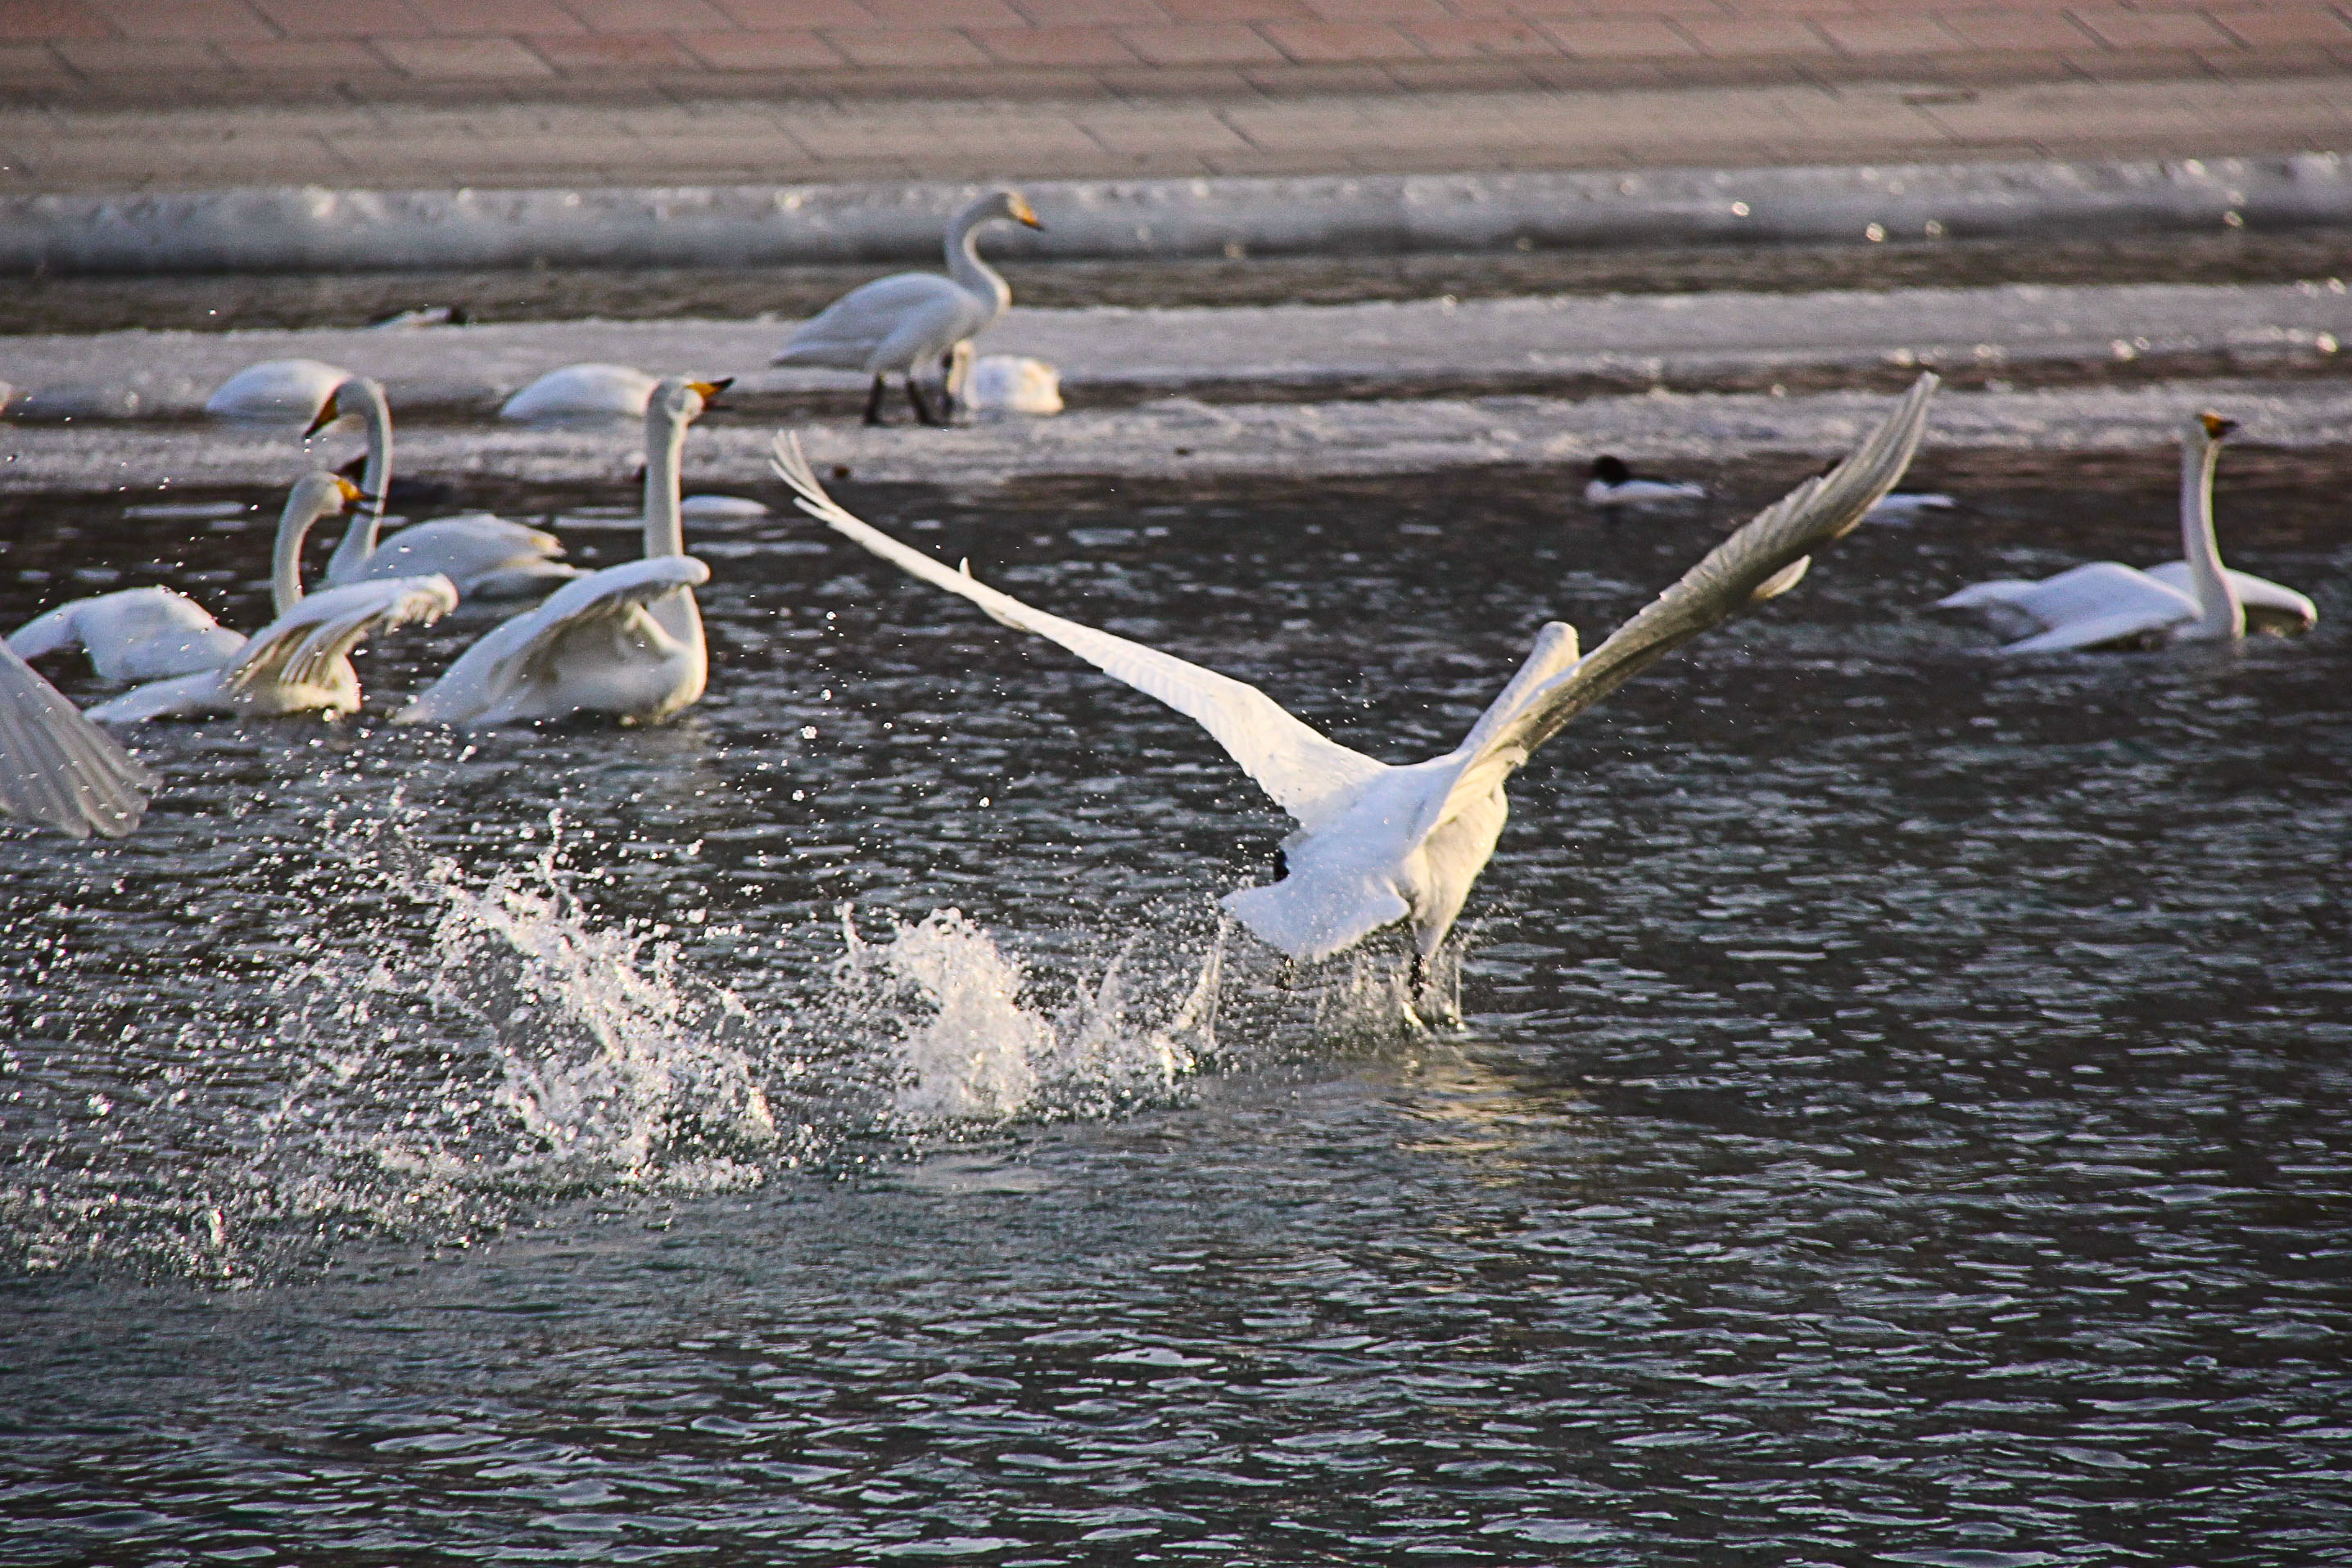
[287, 471, 363, 518]
[2191, 410, 2240, 446]
[649, 377, 732, 425]
[302, 375, 384, 439]
[980, 188, 1044, 231]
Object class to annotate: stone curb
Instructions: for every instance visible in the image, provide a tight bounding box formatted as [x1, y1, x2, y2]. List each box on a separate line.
[7, 152, 2349, 278]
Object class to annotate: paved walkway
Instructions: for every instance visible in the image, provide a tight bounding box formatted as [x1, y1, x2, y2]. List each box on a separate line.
[2, 2, 2349, 190]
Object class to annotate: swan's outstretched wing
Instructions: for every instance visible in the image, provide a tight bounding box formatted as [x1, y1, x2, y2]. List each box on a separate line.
[773, 434, 1386, 830]
[2143, 560, 2318, 632]
[0, 640, 155, 838]
[9, 588, 244, 683]
[396, 555, 709, 724]
[224, 576, 459, 695]
[1438, 374, 1937, 819]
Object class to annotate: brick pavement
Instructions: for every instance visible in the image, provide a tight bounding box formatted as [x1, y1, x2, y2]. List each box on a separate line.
[1, 2, 2349, 191]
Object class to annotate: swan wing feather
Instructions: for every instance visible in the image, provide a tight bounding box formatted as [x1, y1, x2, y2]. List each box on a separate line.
[400, 556, 709, 721]
[772, 434, 1386, 830]
[2142, 559, 2318, 630]
[0, 639, 154, 838]
[1451, 374, 1938, 797]
[223, 576, 458, 694]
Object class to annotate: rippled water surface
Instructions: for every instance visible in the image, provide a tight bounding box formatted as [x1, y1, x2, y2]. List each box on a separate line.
[3, 449, 2349, 1565]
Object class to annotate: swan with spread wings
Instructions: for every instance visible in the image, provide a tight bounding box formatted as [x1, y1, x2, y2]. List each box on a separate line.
[772, 373, 1937, 1006]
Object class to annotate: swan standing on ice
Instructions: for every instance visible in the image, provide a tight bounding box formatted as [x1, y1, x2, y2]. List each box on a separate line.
[1934, 413, 2318, 653]
[310, 377, 581, 599]
[775, 374, 1937, 1008]
[397, 378, 726, 727]
[1585, 456, 1706, 508]
[500, 364, 661, 423]
[0, 640, 155, 838]
[86, 474, 458, 724]
[10, 585, 244, 684]
[773, 189, 1044, 427]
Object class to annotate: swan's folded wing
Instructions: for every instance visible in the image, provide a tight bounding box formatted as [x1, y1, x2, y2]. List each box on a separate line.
[2001, 605, 2183, 653]
[223, 576, 459, 694]
[0, 640, 155, 838]
[1460, 373, 1938, 787]
[773, 435, 1386, 831]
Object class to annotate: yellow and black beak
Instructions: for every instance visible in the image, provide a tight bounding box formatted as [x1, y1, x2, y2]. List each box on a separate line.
[2199, 411, 2240, 441]
[303, 392, 342, 439]
[1009, 194, 1044, 231]
[332, 474, 366, 506]
[688, 377, 734, 411]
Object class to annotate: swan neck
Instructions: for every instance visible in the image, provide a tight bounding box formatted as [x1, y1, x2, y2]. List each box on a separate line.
[2179, 436, 2242, 639]
[945, 206, 1010, 319]
[329, 381, 393, 576]
[643, 404, 688, 558]
[273, 491, 327, 617]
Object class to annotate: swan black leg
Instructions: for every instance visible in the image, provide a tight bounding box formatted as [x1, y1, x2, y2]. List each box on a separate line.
[939, 351, 959, 420]
[862, 374, 888, 426]
[1409, 951, 1429, 995]
[907, 376, 945, 428]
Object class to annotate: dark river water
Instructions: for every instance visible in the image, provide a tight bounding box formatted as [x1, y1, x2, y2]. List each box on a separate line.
[2, 447, 2347, 1566]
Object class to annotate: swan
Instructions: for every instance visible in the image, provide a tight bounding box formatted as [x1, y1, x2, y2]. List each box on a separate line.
[310, 376, 581, 599]
[681, 495, 770, 522]
[500, 364, 660, 423]
[1584, 455, 1705, 508]
[772, 189, 1044, 427]
[944, 342, 1063, 418]
[0, 639, 155, 838]
[397, 377, 723, 727]
[1934, 413, 2318, 653]
[774, 373, 1937, 1008]
[10, 585, 245, 684]
[87, 474, 457, 723]
[206, 359, 351, 423]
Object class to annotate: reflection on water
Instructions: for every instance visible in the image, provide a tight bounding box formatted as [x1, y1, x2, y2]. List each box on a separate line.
[2, 450, 2348, 1562]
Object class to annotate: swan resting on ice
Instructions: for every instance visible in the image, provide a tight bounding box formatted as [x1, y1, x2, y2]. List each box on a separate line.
[86, 474, 458, 723]
[0, 639, 154, 838]
[205, 359, 351, 423]
[500, 364, 661, 423]
[1934, 412, 2318, 653]
[772, 189, 1043, 427]
[775, 373, 1938, 1014]
[310, 376, 581, 599]
[943, 341, 1063, 418]
[397, 377, 725, 727]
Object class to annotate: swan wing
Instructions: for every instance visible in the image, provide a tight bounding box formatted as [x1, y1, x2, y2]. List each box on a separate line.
[773, 434, 1386, 829]
[399, 556, 709, 722]
[2000, 604, 2188, 653]
[224, 576, 459, 696]
[774, 274, 967, 364]
[340, 515, 572, 590]
[0, 639, 155, 838]
[1446, 374, 1938, 806]
[2143, 559, 2318, 631]
[9, 588, 243, 683]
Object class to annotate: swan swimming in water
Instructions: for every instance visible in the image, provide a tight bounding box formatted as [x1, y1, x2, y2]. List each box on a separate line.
[0, 639, 154, 838]
[397, 377, 724, 727]
[1934, 413, 2318, 653]
[1584, 455, 1706, 508]
[9, 585, 245, 685]
[310, 377, 581, 599]
[86, 474, 458, 724]
[775, 374, 1937, 1012]
[773, 190, 1043, 427]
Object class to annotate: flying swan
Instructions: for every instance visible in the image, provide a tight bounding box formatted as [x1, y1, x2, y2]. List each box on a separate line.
[396, 377, 724, 726]
[1934, 412, 2318, 653]
[86, 474, 458, 724]
[310, 376, 582, 599]
[0, 639, 155, 838]
[772, 189, 1043, 427]
[774, 373, 1938, 1003]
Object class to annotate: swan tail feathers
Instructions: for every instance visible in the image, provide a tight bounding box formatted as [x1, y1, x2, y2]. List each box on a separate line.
[1222, 874, 1412, 965]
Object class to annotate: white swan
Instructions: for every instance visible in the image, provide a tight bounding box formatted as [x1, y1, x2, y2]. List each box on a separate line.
[500, 364, 660, 423]
[1934, 413, 2318, 653]
[310, 376, 581, 599]
[945, 342, 1064, 418]
[10, 585, 244, 684]
[773, 189, 1043, 427]
[205, 359, 351, 423]
[88, 474, 457, 723]
[775, 374, 1937, 1004]
[398, 378, 722, 727]
[1584, 455, 1706, 508]
[0, 640, 154, 838]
